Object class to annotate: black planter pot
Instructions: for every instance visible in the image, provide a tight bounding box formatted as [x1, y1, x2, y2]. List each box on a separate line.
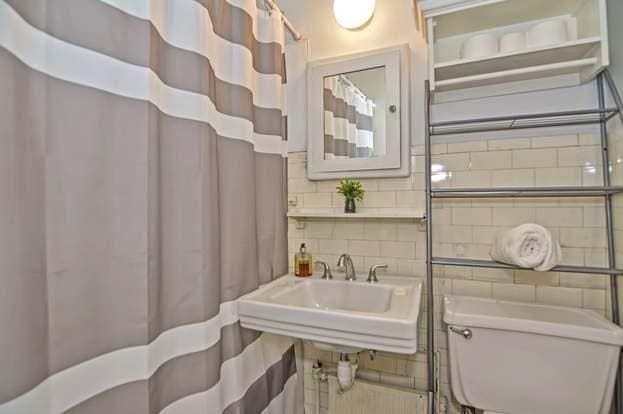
[344, 198, 356, 213]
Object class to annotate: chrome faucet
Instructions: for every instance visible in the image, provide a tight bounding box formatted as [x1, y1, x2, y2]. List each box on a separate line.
[367, 264, 388, 283]
[337, 254, 357, 281]
[315, 261, 333, 280]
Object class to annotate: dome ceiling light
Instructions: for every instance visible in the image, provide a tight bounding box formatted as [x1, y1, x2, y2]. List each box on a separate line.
[333, 0, 376, 30]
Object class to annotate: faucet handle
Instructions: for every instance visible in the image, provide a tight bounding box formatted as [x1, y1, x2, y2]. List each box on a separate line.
[367, 264, 388, 283]
[315, 261, 333, 280]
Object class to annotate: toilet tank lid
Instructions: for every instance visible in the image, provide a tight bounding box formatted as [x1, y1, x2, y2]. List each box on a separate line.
[443, 295, 623, 346]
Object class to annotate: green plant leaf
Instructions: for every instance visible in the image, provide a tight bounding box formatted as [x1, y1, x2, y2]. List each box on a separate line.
[336, 179, 365, 201]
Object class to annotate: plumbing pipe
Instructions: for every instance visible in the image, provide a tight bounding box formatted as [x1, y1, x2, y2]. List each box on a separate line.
[316, 366, 420, 392]
[337, 360, 352, 389]
[435, 350, 441, 414]
[315, 377, 320, 414]
[312, 361, 322, 414]
[438, 395, 448, 414]
[336, 353, 359, 393]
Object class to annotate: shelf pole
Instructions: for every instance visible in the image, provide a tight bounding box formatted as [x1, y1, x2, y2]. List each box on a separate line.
[598, 72, 622, 414]
[603, 69, 623, 124]
[424, 80, 436, 414]
[431, 257, 623, 275]
[431, 186, 623, 198]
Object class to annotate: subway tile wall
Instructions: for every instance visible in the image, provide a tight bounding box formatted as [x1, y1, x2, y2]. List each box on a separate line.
[288, 133, 614, 414]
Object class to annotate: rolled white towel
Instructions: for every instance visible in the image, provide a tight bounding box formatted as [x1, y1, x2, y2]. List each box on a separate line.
[490, 223, 562, 271]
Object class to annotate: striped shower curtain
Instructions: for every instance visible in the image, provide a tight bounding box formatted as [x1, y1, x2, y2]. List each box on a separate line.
[0, 0, 295, 413]
[323, 76, 374, 159]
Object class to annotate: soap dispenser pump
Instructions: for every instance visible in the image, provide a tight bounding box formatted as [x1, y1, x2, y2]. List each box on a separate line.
[294, 243, 312, 277]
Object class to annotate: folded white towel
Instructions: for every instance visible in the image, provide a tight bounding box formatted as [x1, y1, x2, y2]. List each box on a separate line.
[490, 223, 562, 271]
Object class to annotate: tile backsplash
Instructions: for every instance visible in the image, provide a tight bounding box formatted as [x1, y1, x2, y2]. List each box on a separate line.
[288, 132, 616, 414]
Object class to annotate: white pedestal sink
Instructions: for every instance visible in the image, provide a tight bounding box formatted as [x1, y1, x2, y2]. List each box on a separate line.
[238, 274, 423, 354]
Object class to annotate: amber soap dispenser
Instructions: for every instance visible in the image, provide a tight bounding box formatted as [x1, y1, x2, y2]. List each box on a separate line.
[294, 243, 312, 277]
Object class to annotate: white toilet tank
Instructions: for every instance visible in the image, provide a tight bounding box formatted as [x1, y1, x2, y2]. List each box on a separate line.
[444, 295, 623, 414]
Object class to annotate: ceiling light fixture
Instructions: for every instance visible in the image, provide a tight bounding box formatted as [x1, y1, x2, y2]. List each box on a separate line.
[333, 0, 376, 30]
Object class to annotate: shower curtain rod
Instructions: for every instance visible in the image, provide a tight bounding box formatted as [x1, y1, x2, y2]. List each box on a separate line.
[337, 75, 373, 102]
[264, 0, 303, 41]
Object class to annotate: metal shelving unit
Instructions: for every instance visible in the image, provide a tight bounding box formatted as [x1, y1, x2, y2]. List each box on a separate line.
[424, 70, 623, 414]
[429, 107, 620, 135]
[432, 186, 623, 198]
[432, 257, 623, 276]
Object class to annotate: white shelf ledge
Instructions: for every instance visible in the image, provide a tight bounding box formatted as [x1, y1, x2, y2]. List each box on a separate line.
[287, 209, 425, 220]
[434, 37, 601, 81]
[435, 58, 597, 91]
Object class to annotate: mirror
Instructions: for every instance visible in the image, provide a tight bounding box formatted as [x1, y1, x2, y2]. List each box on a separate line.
[308, 46, 410, 180]
[323, 67, 386, 160]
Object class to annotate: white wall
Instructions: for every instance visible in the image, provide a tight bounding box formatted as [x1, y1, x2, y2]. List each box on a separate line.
[278, 0, 423, 61]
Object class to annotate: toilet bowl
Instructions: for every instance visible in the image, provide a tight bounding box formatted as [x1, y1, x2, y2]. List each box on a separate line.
[444, 295, 623, 414]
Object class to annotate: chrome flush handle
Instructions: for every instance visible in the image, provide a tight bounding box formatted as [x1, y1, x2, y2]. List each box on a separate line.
[449, 326, 472, 339]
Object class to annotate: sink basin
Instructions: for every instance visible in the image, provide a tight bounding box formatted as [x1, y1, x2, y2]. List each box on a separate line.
[270, 279, 393, 313]
[238, 275, 423, 354]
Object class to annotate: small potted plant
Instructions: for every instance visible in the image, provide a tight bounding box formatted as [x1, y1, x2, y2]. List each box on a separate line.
[337, 179, 365, 213]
